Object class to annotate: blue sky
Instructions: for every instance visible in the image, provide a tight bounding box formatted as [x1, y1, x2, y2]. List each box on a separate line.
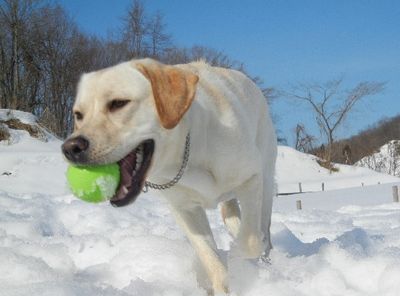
[60, 0, 400, 145]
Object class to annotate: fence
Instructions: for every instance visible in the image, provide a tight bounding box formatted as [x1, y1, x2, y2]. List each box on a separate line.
[278, 181, 385, 196]
[280, 184, 400, 210]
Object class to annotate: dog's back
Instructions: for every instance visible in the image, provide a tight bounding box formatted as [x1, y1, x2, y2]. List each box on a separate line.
[176, 61, 277, 202]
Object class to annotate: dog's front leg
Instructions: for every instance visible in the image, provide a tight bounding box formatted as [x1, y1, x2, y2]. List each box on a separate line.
[168, 201, 229, 294]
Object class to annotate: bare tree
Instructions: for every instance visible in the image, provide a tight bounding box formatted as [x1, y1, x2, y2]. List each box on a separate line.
[123, 0, 148, 58]
[284, 78, 385, 167]
[0, 0, 37, 109]
[121, 0, 173, 61]
[96, 37, 130, 67]
[294, 123, 315, 153]
[148, 12, 171, 58]
[23, 3, 106, 137]
[342, 144, 352, 164]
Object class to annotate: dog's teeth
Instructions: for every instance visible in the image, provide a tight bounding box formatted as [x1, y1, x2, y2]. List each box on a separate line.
[122, 186, 129, 194]
[136, 152, 143, 170]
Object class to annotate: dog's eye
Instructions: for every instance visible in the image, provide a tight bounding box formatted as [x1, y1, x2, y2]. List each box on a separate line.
[74, 112, 83, 120]
[108, 100, 130, 112]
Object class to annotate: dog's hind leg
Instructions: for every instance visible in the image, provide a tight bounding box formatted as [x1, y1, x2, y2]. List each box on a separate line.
[167, 195, 229, 294]
[234, 175, 265, 259]
[259, 173, 274, 260]
[221, 198, 241, 238]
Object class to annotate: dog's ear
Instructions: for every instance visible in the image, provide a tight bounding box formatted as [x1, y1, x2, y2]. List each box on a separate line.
[136, 61, 199, 129]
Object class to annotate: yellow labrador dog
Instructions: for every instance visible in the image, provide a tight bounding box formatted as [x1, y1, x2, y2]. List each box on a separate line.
[62, 58, 277, 294]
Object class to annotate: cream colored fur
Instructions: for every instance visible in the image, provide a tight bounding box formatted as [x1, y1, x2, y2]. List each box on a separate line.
[70, 58, 277, 294]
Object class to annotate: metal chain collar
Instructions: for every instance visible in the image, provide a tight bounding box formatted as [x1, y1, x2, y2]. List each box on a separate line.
[143, 133, 190, 192]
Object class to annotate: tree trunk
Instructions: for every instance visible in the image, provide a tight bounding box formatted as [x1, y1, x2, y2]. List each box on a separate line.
[326, 131, 335, 172]
[11, 16, 19, 109]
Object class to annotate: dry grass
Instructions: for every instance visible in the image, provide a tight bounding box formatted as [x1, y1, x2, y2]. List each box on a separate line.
[0, 118, 46, 140]
[317, 159, 339, 172]
[38, 108, 59, 137]
[0, 124, 10, 142]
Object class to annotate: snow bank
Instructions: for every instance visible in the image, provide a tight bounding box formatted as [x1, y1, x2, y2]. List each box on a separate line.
[0, 109, 38, 125]
[0, 109, 58, 145]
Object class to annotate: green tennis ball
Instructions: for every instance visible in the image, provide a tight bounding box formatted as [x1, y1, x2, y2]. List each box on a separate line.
[67, 163, 120, 203]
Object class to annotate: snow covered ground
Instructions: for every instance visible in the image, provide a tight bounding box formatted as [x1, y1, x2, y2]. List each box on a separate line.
[1, 110, 400, 296]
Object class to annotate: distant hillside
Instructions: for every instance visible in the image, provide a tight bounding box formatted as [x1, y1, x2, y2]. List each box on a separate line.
[276, 146, 399, 193]
[356, 140, 400, 177]
[327, 114, 400, 164]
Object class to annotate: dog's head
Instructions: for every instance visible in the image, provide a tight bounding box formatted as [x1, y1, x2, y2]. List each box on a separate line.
[62, 59, 199, 206]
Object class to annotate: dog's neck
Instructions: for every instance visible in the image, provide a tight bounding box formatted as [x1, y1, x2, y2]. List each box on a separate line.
[143, 132, 190, 191]
[146, 120, 191, 185]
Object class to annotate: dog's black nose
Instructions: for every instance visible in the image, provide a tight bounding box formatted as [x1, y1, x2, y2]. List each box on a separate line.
[62, 136, 89, 163]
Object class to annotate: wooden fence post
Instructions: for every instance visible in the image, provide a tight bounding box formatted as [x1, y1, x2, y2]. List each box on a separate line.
[296, 200, 302, 210]
[298, 182, 302, 193]
[322, 182, 325, 191]
[393, 186, 399, 203]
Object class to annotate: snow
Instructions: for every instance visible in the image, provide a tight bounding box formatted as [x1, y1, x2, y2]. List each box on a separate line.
[1, 110, 400, 295]
[95, 175, 119, 199]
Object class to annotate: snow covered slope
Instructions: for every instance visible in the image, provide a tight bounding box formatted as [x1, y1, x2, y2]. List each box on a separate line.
[1, 110, 400, 296]
[277, 145, 399, 193]
[356, 140, 400, 178]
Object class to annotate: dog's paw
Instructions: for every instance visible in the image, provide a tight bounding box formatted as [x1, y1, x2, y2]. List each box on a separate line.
[234, 233, 265, 259]
[258, 253, 272, 267]
[211, 275, 230, 295]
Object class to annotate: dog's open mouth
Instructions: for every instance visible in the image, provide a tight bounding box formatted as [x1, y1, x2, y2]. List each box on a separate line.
[110, 139, 155, 207]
